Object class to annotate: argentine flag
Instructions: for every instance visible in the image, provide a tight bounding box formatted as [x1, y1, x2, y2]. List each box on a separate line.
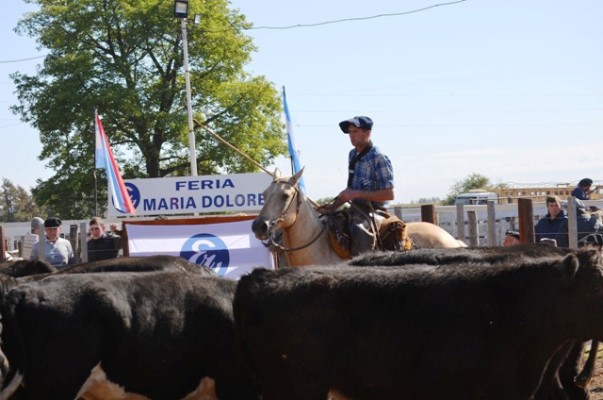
[95, 111, 136, 214]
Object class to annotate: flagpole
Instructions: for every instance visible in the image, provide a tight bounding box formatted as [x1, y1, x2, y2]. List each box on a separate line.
[283, 86, 294, 178]
[93, 108, 98, 216]
[180, 16, 197, 177]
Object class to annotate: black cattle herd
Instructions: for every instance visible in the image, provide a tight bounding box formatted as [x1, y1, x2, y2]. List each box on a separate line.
[0, 245, 601, 399]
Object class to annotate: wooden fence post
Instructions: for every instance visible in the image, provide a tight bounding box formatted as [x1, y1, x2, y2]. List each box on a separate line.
[518, 198, 535, 243]
[69, 224, 79, 263]
[122, 223, 129, 256]
[467, 210, 479, 247]
[566, 197, 578, 249]
[420, 204, 436, 224]
[36, 230, 46, 262]
[456, 203, 465, 242]
[487, 201, 497, 246]
[80, 222, 89, 263]
[0, 227, 5, 262]
[393, 206, 402, 220]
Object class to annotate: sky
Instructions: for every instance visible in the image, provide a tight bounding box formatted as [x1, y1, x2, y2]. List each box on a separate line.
[1, 0, 602, 204]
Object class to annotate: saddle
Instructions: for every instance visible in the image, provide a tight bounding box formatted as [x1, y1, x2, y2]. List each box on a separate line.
[324, 208, 412, 259]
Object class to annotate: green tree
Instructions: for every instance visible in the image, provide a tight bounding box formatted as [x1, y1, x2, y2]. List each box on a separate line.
[0, 178, 44, 222]
[443, 173, 491, 205]
[12, 0, 286, 219]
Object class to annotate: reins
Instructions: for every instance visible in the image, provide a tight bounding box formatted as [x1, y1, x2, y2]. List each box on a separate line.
[263, 180, 327, 253]
[268, 222, 327, 253]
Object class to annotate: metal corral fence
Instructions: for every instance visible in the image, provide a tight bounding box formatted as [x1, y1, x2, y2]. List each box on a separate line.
[390, 197, 603, 248]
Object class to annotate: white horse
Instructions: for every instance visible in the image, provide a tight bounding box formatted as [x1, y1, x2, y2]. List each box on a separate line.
[251, 169, 465, 267]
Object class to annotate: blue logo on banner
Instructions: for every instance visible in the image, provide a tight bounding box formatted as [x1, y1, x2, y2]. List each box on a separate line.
[180, 233, 230, 276]
[112, 182, 140, 213]
[126, 183, 141, 208]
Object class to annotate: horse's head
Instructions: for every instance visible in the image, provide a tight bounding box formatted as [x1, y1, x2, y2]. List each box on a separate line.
[252, 168, 304, 240]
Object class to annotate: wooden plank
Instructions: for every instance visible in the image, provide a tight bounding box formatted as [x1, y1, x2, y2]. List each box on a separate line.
[518, 198, 535, 243]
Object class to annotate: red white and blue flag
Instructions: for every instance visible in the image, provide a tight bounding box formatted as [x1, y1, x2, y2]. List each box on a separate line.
[95, 111, 136, 214]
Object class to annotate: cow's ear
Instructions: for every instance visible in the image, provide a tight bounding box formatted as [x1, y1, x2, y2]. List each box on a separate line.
[562, 253, 580, 278]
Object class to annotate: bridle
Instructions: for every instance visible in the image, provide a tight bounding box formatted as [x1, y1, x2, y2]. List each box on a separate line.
[264, 180, 327, 253]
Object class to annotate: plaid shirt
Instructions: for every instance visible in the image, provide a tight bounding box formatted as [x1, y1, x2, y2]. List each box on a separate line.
[348, 145, 394, 207]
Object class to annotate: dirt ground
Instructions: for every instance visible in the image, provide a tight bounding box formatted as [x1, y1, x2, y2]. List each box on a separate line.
[588, 351, 603, 400]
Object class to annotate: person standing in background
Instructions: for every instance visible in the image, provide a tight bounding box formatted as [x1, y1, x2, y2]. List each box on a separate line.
[87, 216, 121, 261]
[535, 196, 569, 247]
[30, 217, 76, 268]
[571, 178, 595, 200]
[21, 217, 45, 259]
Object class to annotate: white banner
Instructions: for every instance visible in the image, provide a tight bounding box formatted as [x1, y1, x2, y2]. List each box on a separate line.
[108, 173, 272, 217]
[126, 220, 274, 280]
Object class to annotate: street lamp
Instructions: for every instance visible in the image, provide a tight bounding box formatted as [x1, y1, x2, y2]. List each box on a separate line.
[174, 0, 198, 177]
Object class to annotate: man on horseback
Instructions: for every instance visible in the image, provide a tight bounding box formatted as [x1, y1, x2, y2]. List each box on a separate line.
[321, 115, 398, 255]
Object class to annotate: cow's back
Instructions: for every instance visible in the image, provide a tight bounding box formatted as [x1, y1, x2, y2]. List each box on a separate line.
[56, 255, 214, 275]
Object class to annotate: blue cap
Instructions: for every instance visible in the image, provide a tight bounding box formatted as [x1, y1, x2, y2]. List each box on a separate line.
[339, 116, 373, 133]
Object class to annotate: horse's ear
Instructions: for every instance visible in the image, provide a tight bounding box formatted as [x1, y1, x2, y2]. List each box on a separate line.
[273, 168, 281, 179]
[290, 167, 305, 186]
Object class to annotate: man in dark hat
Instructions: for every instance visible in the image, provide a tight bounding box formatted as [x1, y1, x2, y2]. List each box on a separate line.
[30, 217, 76, 268]
[333, 116, 394, 210]
[571, 178, 595, 200]
[322, 116, 395, 255]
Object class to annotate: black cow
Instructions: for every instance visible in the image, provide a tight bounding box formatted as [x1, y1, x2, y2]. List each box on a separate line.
[351, 244, 595, 400]
[0, 260, 57, 277]
[0, 271, 259, 400]
[234, 251, 603, 400]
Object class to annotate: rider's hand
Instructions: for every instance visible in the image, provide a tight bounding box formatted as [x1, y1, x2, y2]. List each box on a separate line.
[316, 204, 332, 214]
[317, 196, 343, 214]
